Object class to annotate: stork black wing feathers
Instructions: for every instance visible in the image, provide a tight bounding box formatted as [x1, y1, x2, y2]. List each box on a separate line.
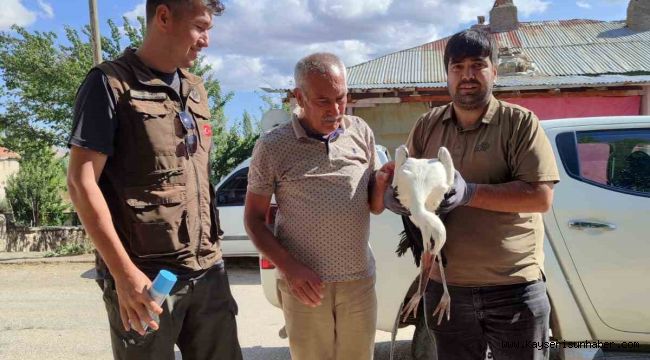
[395, 216, 448, 268]
[396, 215, 423, 266]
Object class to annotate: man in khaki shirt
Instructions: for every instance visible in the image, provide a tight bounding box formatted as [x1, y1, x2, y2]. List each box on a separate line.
[244, 53, 391, 360]
[385, 29, 559, 360]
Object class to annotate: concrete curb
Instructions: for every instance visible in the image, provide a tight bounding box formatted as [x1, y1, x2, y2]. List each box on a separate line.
[0, 252, 94, 265]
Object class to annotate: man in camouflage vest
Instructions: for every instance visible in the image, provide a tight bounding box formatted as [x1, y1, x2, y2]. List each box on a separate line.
[67, 1, 242, 359]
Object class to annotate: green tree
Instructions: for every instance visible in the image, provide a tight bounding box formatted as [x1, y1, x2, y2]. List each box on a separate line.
[0, 26, 90, 152]
[258, 91, 291, 115]
[212, 134, 256, 181]
[0, 17, 258, 184]
[5, 146, 69, 226]
[210, 117, 259, 182]
[242, 110, 255, 138]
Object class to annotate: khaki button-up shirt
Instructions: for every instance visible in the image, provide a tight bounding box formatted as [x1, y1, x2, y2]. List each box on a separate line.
[407, 96, 560, 286]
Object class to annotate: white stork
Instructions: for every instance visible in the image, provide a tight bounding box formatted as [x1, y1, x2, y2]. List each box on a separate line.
[392, 145, 455, 325]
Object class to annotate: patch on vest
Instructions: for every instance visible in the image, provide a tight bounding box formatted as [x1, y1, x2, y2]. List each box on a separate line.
[202, 124, 212, 136]
[130, 90, 168, 100]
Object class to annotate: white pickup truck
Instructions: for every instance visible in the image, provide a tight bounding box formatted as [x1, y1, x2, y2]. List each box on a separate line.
[218, 116, 650, 358]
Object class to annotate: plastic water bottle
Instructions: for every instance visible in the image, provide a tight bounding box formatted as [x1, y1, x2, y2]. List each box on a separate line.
[143, 269, 177, 331]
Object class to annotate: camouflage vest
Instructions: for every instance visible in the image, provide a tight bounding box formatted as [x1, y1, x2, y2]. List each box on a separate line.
[94, 48, 222, 278]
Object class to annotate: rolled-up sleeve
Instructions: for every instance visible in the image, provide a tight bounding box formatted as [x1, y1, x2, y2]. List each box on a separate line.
[509, 113, 560, 184]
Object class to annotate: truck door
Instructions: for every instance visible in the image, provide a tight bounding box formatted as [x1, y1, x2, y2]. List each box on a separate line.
[551, 125, 650, 333]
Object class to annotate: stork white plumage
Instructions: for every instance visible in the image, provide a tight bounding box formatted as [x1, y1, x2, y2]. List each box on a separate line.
[392, 145, 455, 325]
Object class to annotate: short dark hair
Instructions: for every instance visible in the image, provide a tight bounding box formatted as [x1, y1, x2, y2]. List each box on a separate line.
[443, 29, 497, 72]
[146, 0, 225, 23]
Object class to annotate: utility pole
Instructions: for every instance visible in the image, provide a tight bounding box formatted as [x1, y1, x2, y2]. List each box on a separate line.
[88, 0, 102, 65]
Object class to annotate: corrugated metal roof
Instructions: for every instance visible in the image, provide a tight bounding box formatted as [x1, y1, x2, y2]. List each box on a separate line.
[495, 74, 650, 90]
[347, 20, 650, 89]
[345, 74, 650, 91]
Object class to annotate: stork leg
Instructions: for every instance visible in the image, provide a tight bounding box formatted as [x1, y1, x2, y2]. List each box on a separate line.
[431, 256, 451, 325]
[401, 250, 433, 322]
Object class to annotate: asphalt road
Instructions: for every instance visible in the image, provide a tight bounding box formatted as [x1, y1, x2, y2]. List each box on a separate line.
[2, 258, 649, 360]
[0, 258, 415, 360]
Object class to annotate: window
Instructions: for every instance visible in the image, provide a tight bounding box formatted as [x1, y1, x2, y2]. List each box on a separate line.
[216, 168, 248, 206]
[557, 128, 650, 196]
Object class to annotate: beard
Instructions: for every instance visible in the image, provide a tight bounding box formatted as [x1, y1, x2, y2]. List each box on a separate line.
[451, 81, 492, 110]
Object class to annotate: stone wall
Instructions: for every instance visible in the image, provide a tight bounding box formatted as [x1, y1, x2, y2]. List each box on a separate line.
[490, 1, 519, 33]
[0, 214, 6, 250]
[0, 214, 91, 252]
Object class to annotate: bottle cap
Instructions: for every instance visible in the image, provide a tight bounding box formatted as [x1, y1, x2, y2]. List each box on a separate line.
[152, 270, 177, 296]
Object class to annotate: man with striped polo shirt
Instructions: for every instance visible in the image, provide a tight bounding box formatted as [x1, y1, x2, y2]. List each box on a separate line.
[244, 52, 391, 360]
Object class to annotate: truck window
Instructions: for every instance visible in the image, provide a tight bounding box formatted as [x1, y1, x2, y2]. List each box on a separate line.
[216, 168, 249, 206]
[558, 128, 650, 196]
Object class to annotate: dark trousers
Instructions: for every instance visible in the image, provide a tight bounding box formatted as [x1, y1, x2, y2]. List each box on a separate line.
[100, 264, 243, 360]
[412, 279, 550, 360]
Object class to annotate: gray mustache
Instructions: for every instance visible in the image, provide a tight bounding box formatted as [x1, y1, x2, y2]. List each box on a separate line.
[323, 116, 343, 122]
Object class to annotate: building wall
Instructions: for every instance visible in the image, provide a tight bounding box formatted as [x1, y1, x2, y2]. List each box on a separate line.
[0, 159, 20, 202]
[502, 96, 642, 120]
[353, 102, 431, 153]
[353, 94, 647, 155]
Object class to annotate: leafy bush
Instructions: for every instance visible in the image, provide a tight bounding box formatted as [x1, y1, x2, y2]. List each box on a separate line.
[44, 242, 91, 257]
[6, 146, 69, 227]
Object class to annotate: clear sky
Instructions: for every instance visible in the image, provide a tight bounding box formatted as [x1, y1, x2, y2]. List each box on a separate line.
[1, 0, 630, 126]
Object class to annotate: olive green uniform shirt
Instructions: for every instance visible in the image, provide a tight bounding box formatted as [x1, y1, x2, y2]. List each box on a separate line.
[406, 96, 560, 286]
